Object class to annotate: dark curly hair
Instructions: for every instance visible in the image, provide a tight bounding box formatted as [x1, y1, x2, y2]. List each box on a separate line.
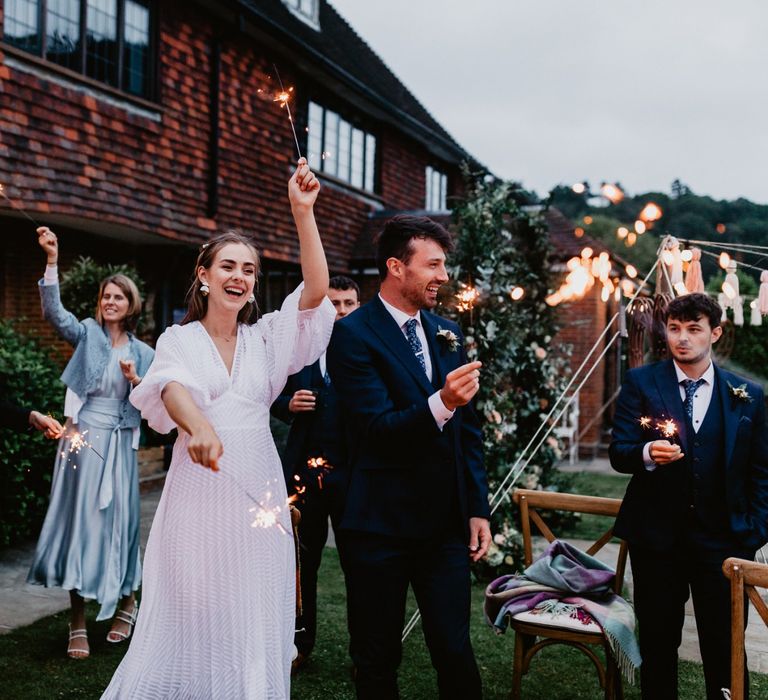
[665, 293, 721, 329]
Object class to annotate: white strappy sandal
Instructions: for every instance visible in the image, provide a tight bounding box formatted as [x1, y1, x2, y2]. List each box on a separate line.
[106, 603, 138, 643]
[67, 624, 89, 659]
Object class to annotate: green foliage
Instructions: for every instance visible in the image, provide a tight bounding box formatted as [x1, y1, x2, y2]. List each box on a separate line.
[0, 321, 63, 548]
[60, 256, 147, 329]
[442, 171, 572, 576]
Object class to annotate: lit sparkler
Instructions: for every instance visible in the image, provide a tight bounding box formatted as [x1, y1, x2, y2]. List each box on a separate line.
[0, 183, 42, 227]
[272, 64, 303, 160]
[66, 429, 104, 460]
[307, 456, 334, 490]
[247, 487, 290, 534]
[656, 418, 678, 440]
[456, 286, 479, 313]
[639, 416, 652, 430]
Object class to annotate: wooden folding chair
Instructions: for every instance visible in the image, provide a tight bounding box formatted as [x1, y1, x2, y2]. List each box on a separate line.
[721, 557, 768, 700]
[510, 488, 629, 700]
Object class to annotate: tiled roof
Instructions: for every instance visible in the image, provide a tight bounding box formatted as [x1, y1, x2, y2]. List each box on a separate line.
[238, 0, 472, 164]
[350, 207, 629, 272]
[545, 208, 610, 260]
[350, 209, 453, 265]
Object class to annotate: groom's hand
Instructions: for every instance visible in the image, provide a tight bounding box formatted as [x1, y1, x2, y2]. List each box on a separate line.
[289, 389, 317, 413]
[440, 361, 482, 410]
[649, 440, 684, 465]
[468, 517, 491, 562]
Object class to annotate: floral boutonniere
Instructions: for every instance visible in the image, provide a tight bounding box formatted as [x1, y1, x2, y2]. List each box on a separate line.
[727, 381, 753, 404]
[436, 327, 459, 352]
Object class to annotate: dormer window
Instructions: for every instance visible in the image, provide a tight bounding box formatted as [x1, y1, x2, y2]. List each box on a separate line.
[425, 166, 448, 211]
[282, 0, 320, 30]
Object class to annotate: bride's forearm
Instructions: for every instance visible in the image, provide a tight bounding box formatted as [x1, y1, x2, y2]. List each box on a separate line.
[292, 205, 329, 310]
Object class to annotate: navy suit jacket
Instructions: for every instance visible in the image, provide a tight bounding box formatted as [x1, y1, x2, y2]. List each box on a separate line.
[0, 400, 32, 432]
[271, 361, 325, 482]
[609, 359, 768, 551]
[326, 296, 490, 539]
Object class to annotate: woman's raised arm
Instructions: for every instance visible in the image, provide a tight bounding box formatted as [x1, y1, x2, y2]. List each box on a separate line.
[287, 158, 328, 310]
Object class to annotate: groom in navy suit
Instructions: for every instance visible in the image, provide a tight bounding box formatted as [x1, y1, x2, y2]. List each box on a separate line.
[610, 293, 768, 700]
[327, 215, 491, 699]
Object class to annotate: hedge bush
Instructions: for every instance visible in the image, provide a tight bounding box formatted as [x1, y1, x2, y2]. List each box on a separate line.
[0, 321, 64, 548]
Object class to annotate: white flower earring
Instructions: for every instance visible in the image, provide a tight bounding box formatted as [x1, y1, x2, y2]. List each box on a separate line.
[200, 282, 210, 297]
[248, 293, 256, 304]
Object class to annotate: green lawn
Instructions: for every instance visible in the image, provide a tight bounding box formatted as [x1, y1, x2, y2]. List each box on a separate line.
[2, 542, 767, 698]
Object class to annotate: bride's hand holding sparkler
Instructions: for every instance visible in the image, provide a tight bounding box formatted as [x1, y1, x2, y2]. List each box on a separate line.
[649, 440, 684, 465]
[288, 158, 320, 211]
[36, 226, 59, 264]
[29, 411, 64, 439]
[187, 422, 223, 472]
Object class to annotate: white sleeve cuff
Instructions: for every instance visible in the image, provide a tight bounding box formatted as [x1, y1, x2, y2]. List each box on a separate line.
[643, 442, 657, 472]
[428, 391, 455, 431]
[43, 264, 58, 285]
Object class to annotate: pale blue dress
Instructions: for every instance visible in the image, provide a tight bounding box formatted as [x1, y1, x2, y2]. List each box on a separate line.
[27, 344, 143, 621]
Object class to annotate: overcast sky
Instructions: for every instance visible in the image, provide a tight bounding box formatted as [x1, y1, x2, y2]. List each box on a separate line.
[330, 1, 768, 204]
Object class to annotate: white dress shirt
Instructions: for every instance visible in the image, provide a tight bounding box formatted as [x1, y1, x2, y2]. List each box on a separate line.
[319, 351, 327, 379]
[378, 294, 454, 430]
[643, 360, 715, 468]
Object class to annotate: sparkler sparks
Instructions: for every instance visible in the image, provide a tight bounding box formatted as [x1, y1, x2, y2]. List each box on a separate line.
[0, 183, 42, 227]
[639, 416, 652, 429]
[307, 456, 334, 490]
[272, 65, 303, 160]
[656, 419, 678, 439]
[66, 429, 104, 460]
[456, 286, 479, 313]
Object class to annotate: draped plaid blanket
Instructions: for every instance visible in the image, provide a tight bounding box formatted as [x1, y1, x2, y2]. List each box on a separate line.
[484, 540, 641, 683]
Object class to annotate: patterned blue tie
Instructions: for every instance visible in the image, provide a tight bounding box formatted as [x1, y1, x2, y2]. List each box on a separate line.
[404, 318, 427, 374]
[681, 378, 705, 420]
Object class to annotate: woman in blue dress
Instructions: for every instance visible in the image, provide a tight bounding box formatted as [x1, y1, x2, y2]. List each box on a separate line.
[27, 226, 155, 659]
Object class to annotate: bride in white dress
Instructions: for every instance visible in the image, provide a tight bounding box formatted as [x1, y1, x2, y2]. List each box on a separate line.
[102, 159, 335, 699]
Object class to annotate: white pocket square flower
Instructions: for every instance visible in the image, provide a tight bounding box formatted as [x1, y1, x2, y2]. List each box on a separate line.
[436, 327, 459, 352]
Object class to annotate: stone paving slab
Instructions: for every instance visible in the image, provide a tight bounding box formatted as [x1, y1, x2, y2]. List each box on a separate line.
[0, 489, 161, 634]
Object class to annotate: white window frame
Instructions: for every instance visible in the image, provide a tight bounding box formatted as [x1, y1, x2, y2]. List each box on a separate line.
[425, 165, 448, 211]
[282, 0, 320, 30]
[308, 101, 377, 194]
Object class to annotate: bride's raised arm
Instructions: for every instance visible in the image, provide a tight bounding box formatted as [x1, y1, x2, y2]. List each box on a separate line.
[287, 157, 329, 310]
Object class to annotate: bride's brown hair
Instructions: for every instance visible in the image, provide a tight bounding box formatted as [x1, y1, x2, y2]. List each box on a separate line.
[181, 231, 260, 325]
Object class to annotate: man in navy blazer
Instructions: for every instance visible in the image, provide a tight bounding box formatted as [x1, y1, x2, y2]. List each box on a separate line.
[271, 275, 360, 669]
[327, 215, 491, 700]
[610, 293, 768, 700]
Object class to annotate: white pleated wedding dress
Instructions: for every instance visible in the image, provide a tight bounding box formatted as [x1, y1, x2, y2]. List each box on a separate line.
[101, 286, 335, 699]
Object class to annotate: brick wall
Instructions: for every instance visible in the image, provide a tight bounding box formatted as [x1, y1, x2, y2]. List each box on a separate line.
[1, 0, 460, 340]
[553, 287, 617, 455]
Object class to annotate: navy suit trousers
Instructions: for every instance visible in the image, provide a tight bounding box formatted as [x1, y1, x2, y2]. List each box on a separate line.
[341, 531, 482, 700]
[629, 541, 752, 700]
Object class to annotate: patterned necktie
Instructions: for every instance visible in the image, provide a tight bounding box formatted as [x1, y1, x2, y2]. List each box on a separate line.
[323, 370, 331, 387]
[681, 378, 705, 420]
[404, 318, 427, 374]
